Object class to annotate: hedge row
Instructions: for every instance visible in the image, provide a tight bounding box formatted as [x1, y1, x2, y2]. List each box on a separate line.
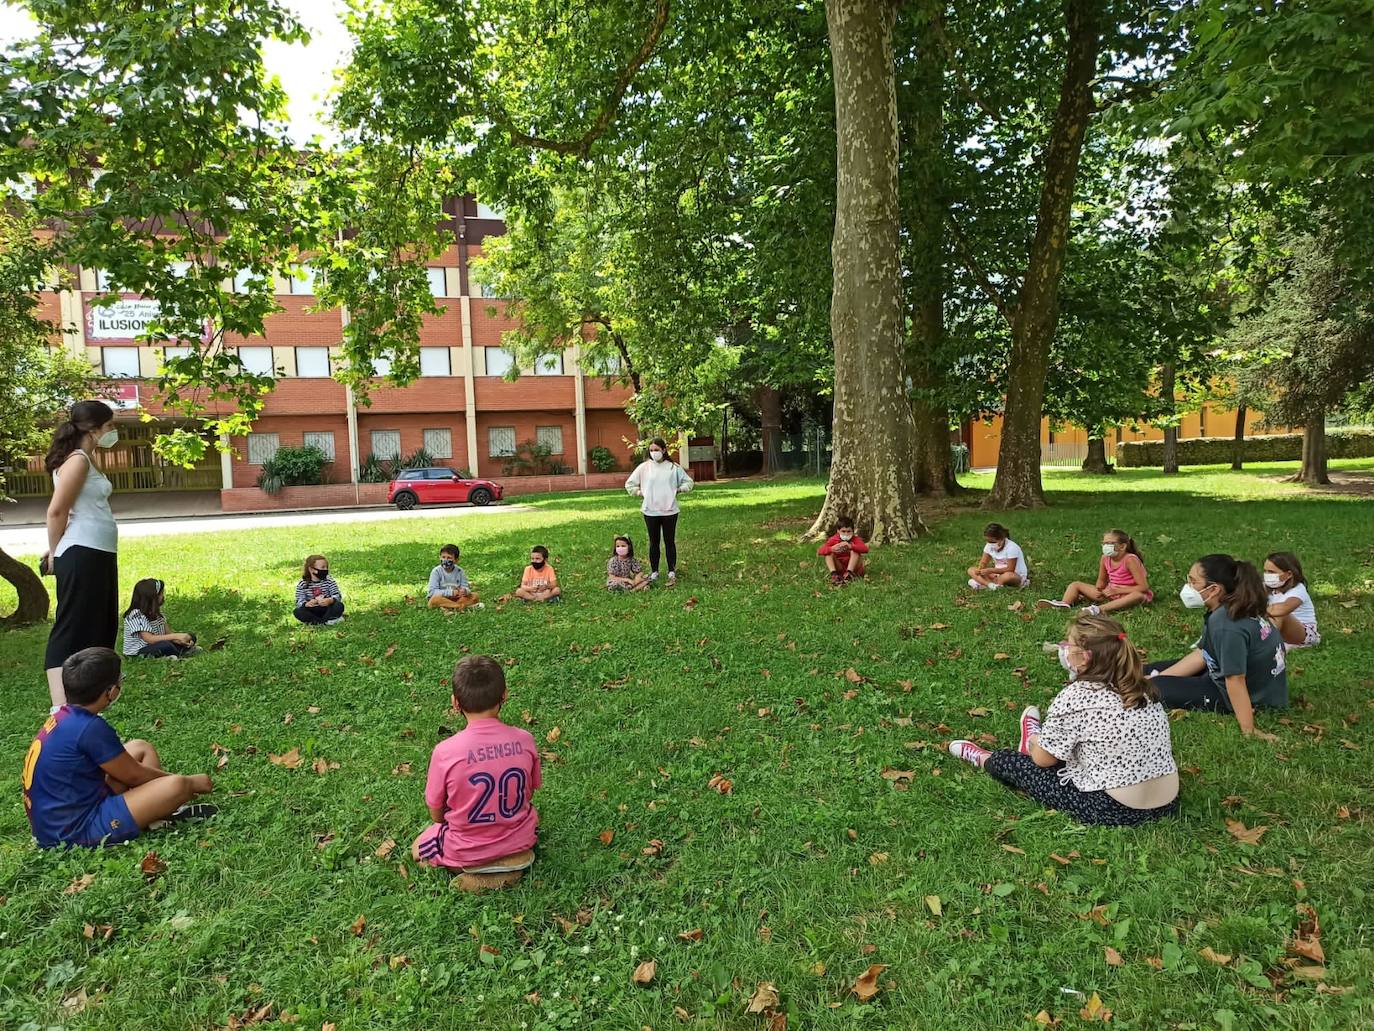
[1115, 428, 1374, 467]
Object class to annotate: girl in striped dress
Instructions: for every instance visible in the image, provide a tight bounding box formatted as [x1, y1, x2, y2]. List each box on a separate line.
[295, 554, 345, 625]
[122, 578, 197, 658]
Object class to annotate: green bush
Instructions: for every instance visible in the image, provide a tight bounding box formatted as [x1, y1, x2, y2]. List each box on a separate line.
[358, 453, 396, 483]
[400, 447, 435, 469]
[256, 445, 330, 494]
[589, 445, 618, 473]
[502, 439, 561, 476]
[1115, 428, 1374, 467]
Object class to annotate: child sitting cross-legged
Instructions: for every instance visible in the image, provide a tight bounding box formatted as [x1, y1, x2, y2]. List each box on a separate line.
[22, 647, 216, 848]
[122, 578, 198, 659]
[411, 655, 542, 891]
[514, 545, 561, 603]
[427, 544, 482, 611]
[947, 614, 1179, 826]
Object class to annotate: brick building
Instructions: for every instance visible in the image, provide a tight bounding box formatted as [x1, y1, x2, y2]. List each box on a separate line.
[20, 198, 639, 509]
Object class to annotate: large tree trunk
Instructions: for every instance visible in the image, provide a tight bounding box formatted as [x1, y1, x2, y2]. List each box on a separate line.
[0, 546, 50, 627]
[1160, 362, 1179, 474]
[757, 385, 783, 475]
[1081, 434, 1114, 474]
[810, 0, 925, 542]
[1293, 412, 1330, 484]
[985, 0, 1101, 510]
[904, 0, 959, 497]
[1231, 404, 1246, 470]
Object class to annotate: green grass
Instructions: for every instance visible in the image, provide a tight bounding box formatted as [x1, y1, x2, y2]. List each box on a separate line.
[2, 465, 1373, 1030]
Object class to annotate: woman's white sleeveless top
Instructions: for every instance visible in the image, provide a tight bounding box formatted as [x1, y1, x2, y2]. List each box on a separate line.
[53, 449, 118, 555]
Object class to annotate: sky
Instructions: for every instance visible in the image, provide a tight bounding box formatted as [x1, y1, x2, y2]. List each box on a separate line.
[0, 0, 354, 141]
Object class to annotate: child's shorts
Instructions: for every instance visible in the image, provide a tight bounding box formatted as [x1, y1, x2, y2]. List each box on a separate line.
[414, 822, 535, 873]
[1287, 623, 1321, 649]
[59, 793, 140, 848]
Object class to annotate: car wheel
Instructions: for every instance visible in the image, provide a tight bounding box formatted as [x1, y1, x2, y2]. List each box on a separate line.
[394, 490, 418, 511]
[469, 488, 493, 507]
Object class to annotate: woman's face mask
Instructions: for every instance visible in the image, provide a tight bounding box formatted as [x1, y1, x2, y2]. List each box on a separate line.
[650, 450, 664, 462]
[97, 428, 119, 449]
[1179, 583, 1208, 609]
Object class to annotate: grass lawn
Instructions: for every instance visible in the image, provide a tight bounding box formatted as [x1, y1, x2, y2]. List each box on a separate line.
[2, 462, 1373, 1030]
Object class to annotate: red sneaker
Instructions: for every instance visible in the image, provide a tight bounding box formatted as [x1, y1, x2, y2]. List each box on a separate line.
[947, 740, 991, 768]
[1018, 706, 1042, 754]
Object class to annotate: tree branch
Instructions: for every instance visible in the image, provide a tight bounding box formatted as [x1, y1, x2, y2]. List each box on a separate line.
[1093, 74, 1168, 112]
[490, 0, 671, 158]
[946, 212, 1016, 326]
[926, 15, 1001, 124]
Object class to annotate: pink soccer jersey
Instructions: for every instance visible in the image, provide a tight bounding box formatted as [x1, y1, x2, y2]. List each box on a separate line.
[425, 717, 541, 866]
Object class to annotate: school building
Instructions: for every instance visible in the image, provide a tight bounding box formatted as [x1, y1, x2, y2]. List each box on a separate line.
[15, 198, 639, 511]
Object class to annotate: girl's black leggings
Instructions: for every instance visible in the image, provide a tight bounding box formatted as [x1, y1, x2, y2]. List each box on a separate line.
[643, 513, 679, 573]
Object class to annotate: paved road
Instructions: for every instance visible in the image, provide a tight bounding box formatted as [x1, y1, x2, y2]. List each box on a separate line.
[0, 503, 535, 555]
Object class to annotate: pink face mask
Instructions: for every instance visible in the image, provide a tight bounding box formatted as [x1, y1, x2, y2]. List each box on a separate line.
[615, 546, 629, 557]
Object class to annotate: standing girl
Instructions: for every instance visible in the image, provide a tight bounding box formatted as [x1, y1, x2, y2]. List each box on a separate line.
[606, 535, 649, 592]
[294, 555, 345, 624]
[967, 522, 1029, 591]
[1038, 528, 1152, 614]
[41, 400, 121, 708]
[1264, 551, 1320, 648]
[948, 614, 1179, 826]
[122, 579, 197, 658]
[625, 437, 693, 585]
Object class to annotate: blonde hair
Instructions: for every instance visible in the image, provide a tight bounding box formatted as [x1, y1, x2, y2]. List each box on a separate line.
[1067, 613, 1157, 709]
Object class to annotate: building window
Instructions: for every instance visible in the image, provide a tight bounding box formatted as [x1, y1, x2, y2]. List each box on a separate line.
[478, 280, 501, 299]
[295, 347, 330, 378]
[370, 429, 401, 460]
[237, 346, 275, 377]
[232, 269, 257, 293]
[168, 260, 193, 279]
[589, 351, 625, 375]
[302, 430, 336, 461]
[426, 268, 448, 297]
[93, 270, 118, 292]
[488, 426, 516, 458]
[485, 348, 514, 377]
[423, 428, 453, 459]
[535, 353, 563, 376]
[419, 347, 451, 377]
[288, 265, 316, 295]
[247, 432, 279, 465]
[101, 347, 141, 378]
[536, 425, 564, 455]
[371, 354, 392, 378]
[161, 345, 193, 365]
[475, 202, 503, 220]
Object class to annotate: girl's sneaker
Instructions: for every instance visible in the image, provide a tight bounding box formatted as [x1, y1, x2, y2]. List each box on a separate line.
[947, 740, 991, 768]
[967, 578, 985, 590]
[324, 617, 344, 625]
[1084, 604, 1101, 615]
[1036, 599, 1070, 610]
[667, 571, 677, 586]
[1018, 706, 1042, 754]
[649, 571, 660, 583]
[829, 571, 843, 586]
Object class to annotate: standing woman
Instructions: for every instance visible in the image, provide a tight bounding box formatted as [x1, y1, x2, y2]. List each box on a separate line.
[625, 437, 693, 584]
[41, 401, 121, 709]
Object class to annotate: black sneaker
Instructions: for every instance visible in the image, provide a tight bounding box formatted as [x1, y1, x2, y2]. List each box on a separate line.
[149, 803, 218, 830]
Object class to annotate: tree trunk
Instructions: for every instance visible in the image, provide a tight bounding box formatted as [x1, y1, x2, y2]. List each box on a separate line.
[1294, 412, 1330, 484]
[757, 385, 783, 475]
[985, 0, 1101, 510]
[904, 0, 959, 497]
[1160, 361, 1179, 475]
[1231, 404, 1246, 470]
[810, 0, 925, 542]
[0, 546, 50, 627]
[1081, 434, 1114, 474]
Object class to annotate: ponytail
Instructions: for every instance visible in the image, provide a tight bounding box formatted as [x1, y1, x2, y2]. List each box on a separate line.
[1107, 528, 1142, 563]
[45, 400, 114, 472]
[1197, 553, 1268, 620]
[1068, 613, 1156, 709]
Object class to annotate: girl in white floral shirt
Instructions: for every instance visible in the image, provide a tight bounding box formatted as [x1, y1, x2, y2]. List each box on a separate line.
[948, 613, 1179, 826]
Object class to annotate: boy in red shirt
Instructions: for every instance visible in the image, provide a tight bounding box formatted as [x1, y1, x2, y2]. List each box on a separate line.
[410, 655, 542, 891]
[817, 515, 869, 586]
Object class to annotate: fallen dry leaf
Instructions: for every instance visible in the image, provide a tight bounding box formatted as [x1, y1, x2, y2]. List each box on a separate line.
[268, 748, 303, 770]
[1104, 946, 1124, 967]
[545, 726, 562, 744]
[1225, 819, 1268, 846]
[631, 959, 657, 986]
[850, 963, 888, 1002]
[64, 873, 96, 895]
[707, 773, 734, 794]
[140, 851, 168, 880]
[598, 829, 615, 846]
[350, 915, 366, 937]
[811, 961, 826, 976]
[391, 762, 412, 776]
[868, 851, 889, 865]
[683, 596, 699, 610]
[1290, 964, 1328, 980]
[925, 895, 942, 917]
[384, 644, 397, 659]
[217, 753, 230, 769]
[83, 922, 115, 941]
[677, 928, 703, 942]
[643, 839, 664, 857]
[967, 706, 990, 717]
[747, 982, 781, 1013]
[928, 622, 950, 630]
[844, 668, 864, 684]
[1001, 844, 1026, 855]
[388, 954, 410, 970]
[992, 652, 1011, 661]
[1198, 946, 1232, 965]
[1288, 904, 1325, 964]
[374, 839, 396, 860]
[1033, 1010, 1060, 1027]
[480, 943, 501, 958]
[1079, 991, 1112, 1022]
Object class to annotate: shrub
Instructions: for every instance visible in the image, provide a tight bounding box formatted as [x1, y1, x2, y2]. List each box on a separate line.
[589, 445, 618, 473]
[256, 445, 329, 495]
[358, 453, 396, 483]
[1115, 428, 1374, 467]
[400, 447, 435, 469]
[503, 439, 559, 476]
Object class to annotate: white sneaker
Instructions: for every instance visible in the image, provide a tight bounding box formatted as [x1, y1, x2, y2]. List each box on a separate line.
[325, 617, 344, 625]
[667, 571, 676, 585]
[987, 583, 1001, 591]
[1084, 604, 1101, 615]
[474, 603, 485, 610]
[967, 578, 985, 590]
[650, 571, 660, 582]
[1036, 599, 1070, 610]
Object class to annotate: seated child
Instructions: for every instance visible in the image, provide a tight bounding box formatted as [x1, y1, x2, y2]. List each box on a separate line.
[514, 545, 561, 602]
[294, 554, 345, 625]
[967, 522, 1029, 591]
[947, 614, 1179, 826]
[427, 544, 482, 611]
[817, 515, 869, 586]
[22, 647, 216, 848]
[1038, 528, 1152, 614]
[411, 655, 541, 892]
[607, 535, 649, 592]
[122, 578, 197, 658]
[1265, 550, 1319, 648]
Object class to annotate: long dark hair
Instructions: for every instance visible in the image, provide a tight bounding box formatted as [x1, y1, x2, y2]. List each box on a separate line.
[1197, 553, 1268, 619]
[1105, 528, 1142, 562]
[45, 400, 114, 472]
[1068, 613, 1157, 709]
[612, 535, 635, 558]
[649, 437, 669, 457]
[983, 522, 1009, 541]
[124, 578, 165, 622]
[1266, 551, 1306, 588]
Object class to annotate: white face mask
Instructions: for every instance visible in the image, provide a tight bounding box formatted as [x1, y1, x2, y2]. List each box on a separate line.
[1263, 572, 1284, 589]
[650, 451, 664, 463]
[1057, 642, 1078, 677]
[1102, 543, 1118, 557]
[1179, 583, 1208, 609]
[97, 429, 119, 448]
[839, 532, 853, 542]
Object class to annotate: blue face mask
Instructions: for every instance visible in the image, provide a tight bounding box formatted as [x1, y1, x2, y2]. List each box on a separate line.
[442, 559, 455, 569]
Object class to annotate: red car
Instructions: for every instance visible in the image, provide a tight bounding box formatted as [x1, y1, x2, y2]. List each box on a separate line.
[387, 467, 504, 510]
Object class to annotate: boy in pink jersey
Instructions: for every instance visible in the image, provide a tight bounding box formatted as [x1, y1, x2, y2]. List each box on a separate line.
[410, 655, 541, 890]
